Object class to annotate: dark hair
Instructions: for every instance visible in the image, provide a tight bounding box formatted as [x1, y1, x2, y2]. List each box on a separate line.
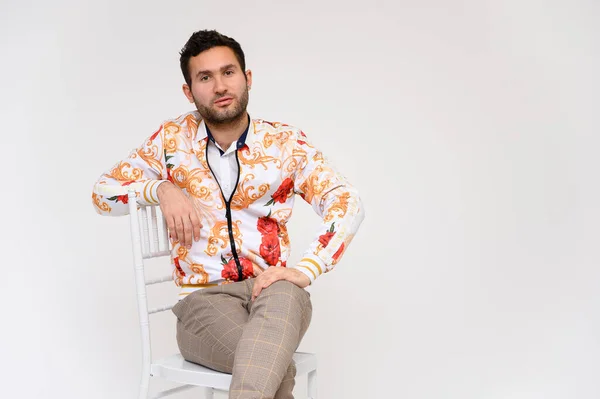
[179, 29, 246, 87]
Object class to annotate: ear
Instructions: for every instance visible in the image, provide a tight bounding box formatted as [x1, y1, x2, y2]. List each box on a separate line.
[182, 84, 194, 103]
[245, 69, 253, 90]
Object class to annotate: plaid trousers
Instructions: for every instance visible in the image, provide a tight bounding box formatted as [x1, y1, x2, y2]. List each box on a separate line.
[172, 279, 313, 399]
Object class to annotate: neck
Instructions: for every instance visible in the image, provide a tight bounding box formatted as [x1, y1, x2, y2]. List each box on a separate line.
[205, 112, 249, 150]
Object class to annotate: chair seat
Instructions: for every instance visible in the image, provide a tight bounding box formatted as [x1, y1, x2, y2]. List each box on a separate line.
[151, 352, 318, 391]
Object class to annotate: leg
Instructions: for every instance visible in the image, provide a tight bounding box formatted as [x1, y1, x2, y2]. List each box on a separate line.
[273, 361, 297, 399]
[307, 370, 317, 399]
[229, 280, 312, 399]
[172, 282, 251, 373]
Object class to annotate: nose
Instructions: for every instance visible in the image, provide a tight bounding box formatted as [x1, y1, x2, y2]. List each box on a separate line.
[213, 76, 227, 95]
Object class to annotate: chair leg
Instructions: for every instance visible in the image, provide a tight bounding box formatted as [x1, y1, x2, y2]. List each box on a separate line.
[203, 387, 214, 398]
[307, 370, 317, 399]
[138, 372, 150, 399]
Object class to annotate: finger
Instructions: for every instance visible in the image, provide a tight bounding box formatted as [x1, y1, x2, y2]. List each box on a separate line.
[262, 277, 276, 290]
[182, 216, 193, 249]
[174, 217, 184, 245]
[251, 268, 279, 301]
[252, 288, 262, 302]
[252, 276, 279, 301]
[166, 215, 177, 242]
[252, 281, 263, 301]
[190, 210, 202, 242]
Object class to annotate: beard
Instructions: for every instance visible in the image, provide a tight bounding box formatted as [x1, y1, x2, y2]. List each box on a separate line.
[194, 86, 249, 126]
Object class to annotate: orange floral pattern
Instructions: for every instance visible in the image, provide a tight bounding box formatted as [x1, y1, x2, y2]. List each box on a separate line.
[324, 192, 350, 223]
[92, 192, 112, 213]
[205, 220, 243, 257]
[230, 173, 270, 211]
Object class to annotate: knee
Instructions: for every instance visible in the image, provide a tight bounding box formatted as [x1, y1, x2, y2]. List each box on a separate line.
[268, 280, 299, 293]
[266, 280, 309, 304]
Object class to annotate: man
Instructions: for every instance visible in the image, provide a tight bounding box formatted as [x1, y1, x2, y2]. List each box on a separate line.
[92, 29, 364, 398]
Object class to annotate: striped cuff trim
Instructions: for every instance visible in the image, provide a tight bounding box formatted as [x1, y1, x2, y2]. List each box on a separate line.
[297, 265, 317, 280]
[300, 257, 323, 275]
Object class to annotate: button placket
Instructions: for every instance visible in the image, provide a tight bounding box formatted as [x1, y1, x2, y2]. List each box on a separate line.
[220, 154, 231, 196]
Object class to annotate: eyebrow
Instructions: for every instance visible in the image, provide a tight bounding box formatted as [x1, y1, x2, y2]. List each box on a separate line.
[196, 64, 238, 79]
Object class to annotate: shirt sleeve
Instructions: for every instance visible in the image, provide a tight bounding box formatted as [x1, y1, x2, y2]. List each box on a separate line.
[291, 130, 365, 283]
[92, 125, 169, 216]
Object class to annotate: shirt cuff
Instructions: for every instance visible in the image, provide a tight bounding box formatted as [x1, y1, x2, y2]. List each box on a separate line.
[294, 253, 326, 284]
[137, 180, 168, 205]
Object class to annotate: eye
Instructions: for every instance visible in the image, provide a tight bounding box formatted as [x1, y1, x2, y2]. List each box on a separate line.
[199, 75, 210, 82]
[224, 70, 234, 76]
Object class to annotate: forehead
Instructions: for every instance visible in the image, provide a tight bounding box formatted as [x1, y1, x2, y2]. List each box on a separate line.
[188, 46, 241, 74]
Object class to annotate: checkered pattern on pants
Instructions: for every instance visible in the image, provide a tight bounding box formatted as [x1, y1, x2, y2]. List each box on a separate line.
[172, 279, 313, 399]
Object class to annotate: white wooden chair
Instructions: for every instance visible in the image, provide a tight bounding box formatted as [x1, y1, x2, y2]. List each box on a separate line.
[126, 190, 318, 398]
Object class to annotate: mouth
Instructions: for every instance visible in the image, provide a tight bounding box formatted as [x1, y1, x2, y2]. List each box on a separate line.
[214, 96, 234, 106]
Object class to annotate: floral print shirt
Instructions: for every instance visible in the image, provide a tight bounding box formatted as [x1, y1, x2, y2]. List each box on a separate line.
[92, 111, 365, 296]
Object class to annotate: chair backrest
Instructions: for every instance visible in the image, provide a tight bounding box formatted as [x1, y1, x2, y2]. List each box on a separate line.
[127, 189, 175, 369]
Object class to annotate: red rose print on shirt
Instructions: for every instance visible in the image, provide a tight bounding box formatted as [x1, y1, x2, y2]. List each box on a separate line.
[265, 178, 294, 206]
[107, 194, 129, 204]
[221, 255, 254, 281]
[257, 211, 279, 236]
[332, 243, 345, 262]
[260, 234, 281, 266]
[164, 150, 175, 183]
[319, 232, 334, 247]
[318, 222, 335, 248]
[149, 125, 162, 141]
[166, 167, 173, 183]
[173, 256, 186, 277]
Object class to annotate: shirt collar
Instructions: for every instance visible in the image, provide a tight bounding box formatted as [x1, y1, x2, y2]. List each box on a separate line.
[198, 114, 253, 155]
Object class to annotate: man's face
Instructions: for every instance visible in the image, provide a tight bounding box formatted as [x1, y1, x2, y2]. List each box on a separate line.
[183, 46, 252, 125]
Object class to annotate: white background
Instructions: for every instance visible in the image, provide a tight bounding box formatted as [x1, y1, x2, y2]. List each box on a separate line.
[1, 0, 599, 398]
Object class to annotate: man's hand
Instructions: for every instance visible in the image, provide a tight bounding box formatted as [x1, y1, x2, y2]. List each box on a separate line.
[157, 182, 202, 249]
[251, 266, 311, 301]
